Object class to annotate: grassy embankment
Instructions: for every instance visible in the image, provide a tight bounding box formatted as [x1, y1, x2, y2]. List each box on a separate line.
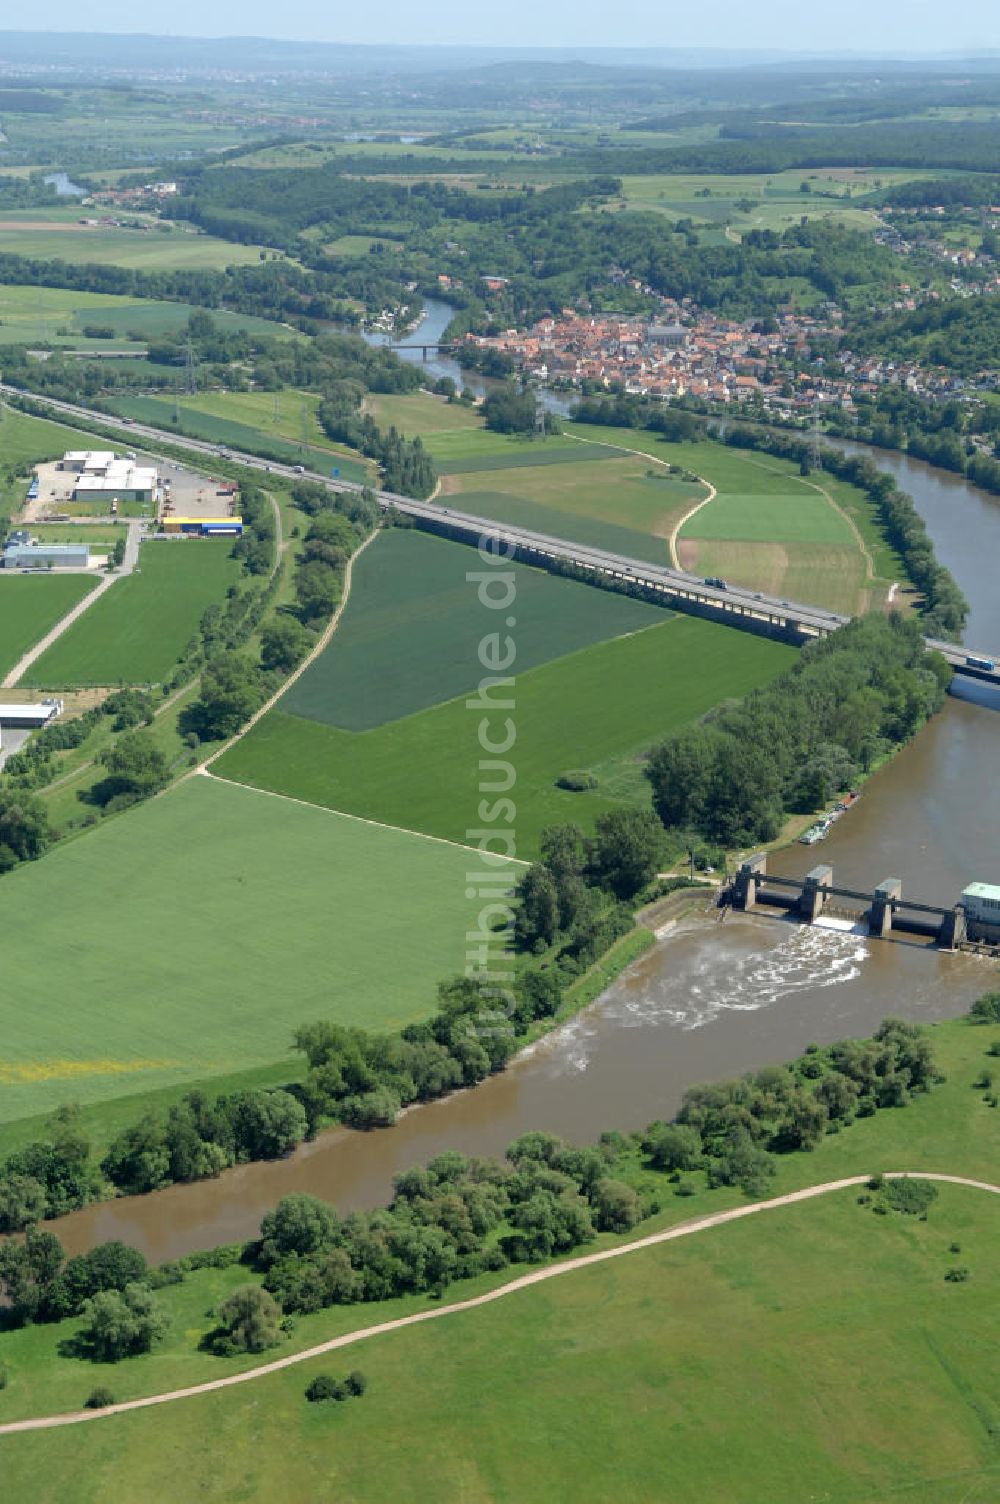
[217, 528, 796, 853]
[1, 1013, 999, 1502]
[111, 392, 371, 485]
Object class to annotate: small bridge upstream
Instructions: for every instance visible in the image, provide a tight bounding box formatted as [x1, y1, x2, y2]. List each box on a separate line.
[732, 853, 968, 947]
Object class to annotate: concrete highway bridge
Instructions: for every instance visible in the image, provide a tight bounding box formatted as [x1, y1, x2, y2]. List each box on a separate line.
[3, 384, 998, 686]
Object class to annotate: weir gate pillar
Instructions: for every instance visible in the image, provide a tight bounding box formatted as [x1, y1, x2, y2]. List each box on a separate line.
[734, 853, 768, 910]
[800, 865, 833, 922]
[869, 879, 902, 938]
[939, 907, 967, 949]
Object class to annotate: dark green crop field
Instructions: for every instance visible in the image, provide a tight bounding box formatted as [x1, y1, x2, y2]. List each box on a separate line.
[220, 615, 795, 854]
[281, 528, 670, 731]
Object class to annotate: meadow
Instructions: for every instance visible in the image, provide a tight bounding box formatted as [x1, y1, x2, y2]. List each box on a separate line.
[219, 616, 795, 853]
[1, 1014, 999, 1502]
[0, 775, 494, 1123]
[610, 166, 936, 238]
[365, 388, 483, 441]
[24, 540, 242, 687]
[0, 574, 96, 679]
[0, 407, 106, 478]
[0, 208, 264, 271]
[281, 528, 669, 731]
[563, 425, 897, 613]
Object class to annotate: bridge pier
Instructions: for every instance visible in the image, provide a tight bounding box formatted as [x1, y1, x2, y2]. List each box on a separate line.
[734, 853, 768, 911]
[800, 865, 832, 922]
[939, 906, 967, 949]
[869, 879, 902, 938]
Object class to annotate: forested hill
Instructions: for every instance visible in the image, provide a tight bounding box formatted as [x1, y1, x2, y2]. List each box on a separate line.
[847, 296, 1000, 376]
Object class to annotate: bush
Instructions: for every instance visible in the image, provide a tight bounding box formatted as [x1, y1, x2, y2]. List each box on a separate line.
[969, 993, 1000, 1025]
[555, 771, 598, 792]
[84, 1385, 116, 1409]
[306, 1373, 347, 1402]
[944, 1266, 970, 1282]
[345, 1369, 368, 1396]
[882, 1177, 938, 1216]
[211, 1285, 282, 1355]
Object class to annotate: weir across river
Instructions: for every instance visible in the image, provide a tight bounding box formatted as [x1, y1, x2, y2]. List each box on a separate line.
[732, 852, 974, 948]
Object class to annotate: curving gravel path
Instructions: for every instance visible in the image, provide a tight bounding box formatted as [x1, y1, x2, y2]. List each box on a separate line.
[1, 1171, 996, 1437]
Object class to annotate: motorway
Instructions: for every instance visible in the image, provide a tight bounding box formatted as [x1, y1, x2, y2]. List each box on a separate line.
[3, 384, 997, 682]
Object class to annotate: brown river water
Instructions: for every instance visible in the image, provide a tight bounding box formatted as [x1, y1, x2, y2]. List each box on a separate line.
[52, 446, 1000, 1261]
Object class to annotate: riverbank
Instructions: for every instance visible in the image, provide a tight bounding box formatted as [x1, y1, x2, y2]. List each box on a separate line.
[2, 1006, 999, 1499]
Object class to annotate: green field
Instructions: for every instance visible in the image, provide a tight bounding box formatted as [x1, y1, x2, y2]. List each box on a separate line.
[2, 1014, 1000, 1501]
[0, 574, 96, 678]
[0, 407, 106, 477]
[0, 775, 496, 1122]
[681, 488, 854, 543]
[219, 615, 795, 853]
[610, 167, 932, 240]
[0, 285, 295, 347]
[111, 395, 371, 484]
[28, 525, 126, 547]
[281, 529, 669, 731]
[366, 389, 484, 441]
[0, 208, 265, 271]
[561, 426, 893, 614]
[24, 540, 242, 686]
[442, 450, 704, 560]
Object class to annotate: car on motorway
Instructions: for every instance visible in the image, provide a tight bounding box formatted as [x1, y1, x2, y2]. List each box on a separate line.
[704, 576, 727, 591]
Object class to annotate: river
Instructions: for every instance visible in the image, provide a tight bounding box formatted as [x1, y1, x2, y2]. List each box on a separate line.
[50, 404, 1000, 1262]
[362, 297, 574, 414]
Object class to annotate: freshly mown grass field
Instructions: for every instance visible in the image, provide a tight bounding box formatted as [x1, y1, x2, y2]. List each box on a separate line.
[2, 1014, 999, 1502]
[24, 540, 242, 687]
[220, 615, 796, 853]
[680, 488, 853, 544]
[0, 776, 496, 1123]
[365, 389, 483, 442]
[281, 529, 670, 731]
[0, 574, 96, 678]
[441, 450, 704, 559]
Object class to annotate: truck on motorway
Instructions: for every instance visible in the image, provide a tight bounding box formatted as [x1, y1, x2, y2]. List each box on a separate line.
[966, 654, 996, 672]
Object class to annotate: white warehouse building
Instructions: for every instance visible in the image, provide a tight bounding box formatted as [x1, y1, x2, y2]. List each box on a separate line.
[60, 451, 157, 503]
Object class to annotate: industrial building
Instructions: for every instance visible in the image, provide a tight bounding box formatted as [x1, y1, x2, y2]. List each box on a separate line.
[3, 541, 90, 569]
[59, 450, 157, 503]
[0, 699, 63, 754]
[160, 516, 243, 537]
[962, 883, 1000, 942]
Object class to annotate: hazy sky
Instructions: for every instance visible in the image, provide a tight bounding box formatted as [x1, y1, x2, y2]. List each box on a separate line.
[5, 1, 999, 53]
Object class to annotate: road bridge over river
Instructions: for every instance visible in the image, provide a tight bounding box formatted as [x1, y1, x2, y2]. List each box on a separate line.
[3, 385, 998, 684]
